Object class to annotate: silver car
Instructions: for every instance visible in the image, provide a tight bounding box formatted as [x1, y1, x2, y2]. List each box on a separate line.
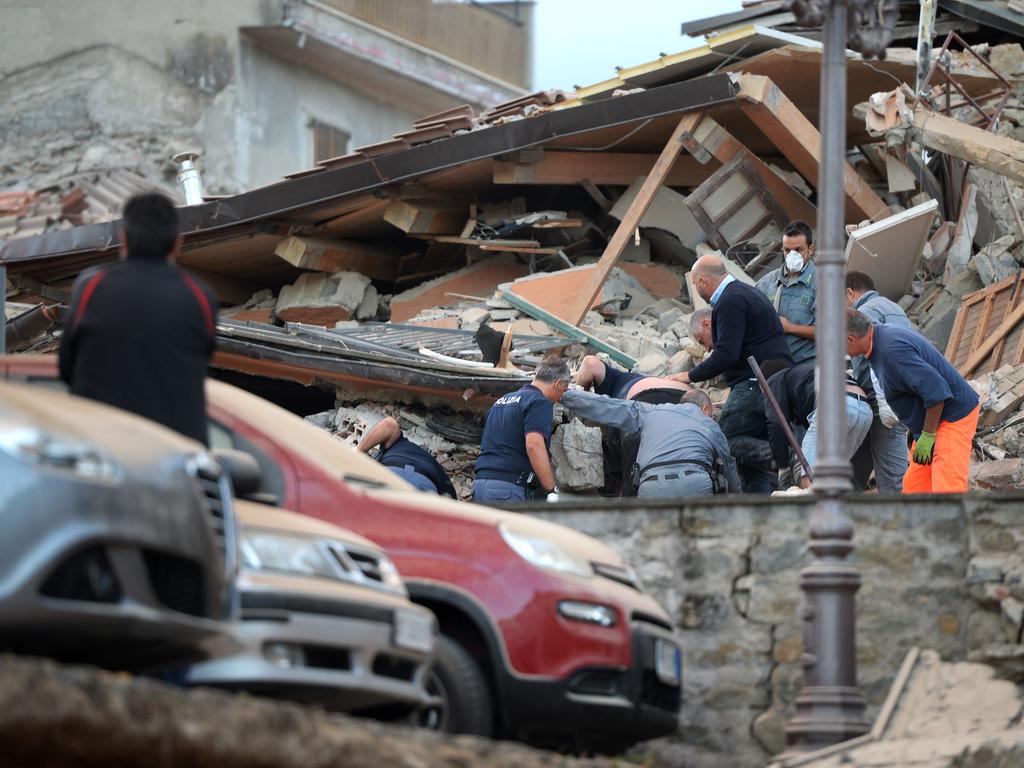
[0, 381, 237, 670]
[187, 501, 436, 715]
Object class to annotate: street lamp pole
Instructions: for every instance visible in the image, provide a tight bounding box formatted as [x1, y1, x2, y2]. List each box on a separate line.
[784, 0, 895, 752]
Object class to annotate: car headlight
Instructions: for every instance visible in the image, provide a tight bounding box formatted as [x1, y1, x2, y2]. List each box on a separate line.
[240, 528, 339, 580]
[500, 522, 593, 578]
[0, 422, 120, 481]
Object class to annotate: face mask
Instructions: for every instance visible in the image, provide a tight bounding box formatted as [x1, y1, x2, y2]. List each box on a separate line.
[784, 249, 805, 274]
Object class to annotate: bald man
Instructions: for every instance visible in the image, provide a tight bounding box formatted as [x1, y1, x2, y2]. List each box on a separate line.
[668, 255, 793, 493]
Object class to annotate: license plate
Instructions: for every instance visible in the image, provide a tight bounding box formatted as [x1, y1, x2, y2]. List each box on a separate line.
[394, 609, 434, 654]
[655, 639, 682, 687]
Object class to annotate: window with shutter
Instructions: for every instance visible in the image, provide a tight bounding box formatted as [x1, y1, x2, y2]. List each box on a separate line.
[311, 120, 351, 164]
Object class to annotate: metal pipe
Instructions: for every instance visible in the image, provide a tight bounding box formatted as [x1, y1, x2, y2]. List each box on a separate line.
[748, 355, 814, 480]
[784, 0, 869, 752]
[174, 151, 205, 206]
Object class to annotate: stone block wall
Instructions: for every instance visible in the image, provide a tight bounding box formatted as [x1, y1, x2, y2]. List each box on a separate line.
[523, 493, 1024, 768]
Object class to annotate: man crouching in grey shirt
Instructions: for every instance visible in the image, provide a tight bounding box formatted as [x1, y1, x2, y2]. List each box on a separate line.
[561, 388, 741, 498]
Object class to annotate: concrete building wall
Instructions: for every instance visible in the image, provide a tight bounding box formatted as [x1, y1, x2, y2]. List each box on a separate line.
[0, 0, 273, 82]
[236, 42, 419, 187]
[519, 493, 1024, 768]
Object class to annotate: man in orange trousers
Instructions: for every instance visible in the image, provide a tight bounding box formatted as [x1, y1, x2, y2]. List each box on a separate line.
[846, 309, 979, 493]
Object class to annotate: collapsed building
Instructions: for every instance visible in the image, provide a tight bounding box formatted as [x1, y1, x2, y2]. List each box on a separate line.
[3, 6, 1024, 500]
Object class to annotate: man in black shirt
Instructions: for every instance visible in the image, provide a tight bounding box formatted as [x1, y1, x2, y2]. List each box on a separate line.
[59, 193, 217, 445]
[668, 255, 793, 492]
[357, 416, 458, 497]
[761, 360, 872, 489]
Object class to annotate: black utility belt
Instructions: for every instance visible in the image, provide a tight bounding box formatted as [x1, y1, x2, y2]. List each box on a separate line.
[475, 468, 531, 485]
[641, 459, 713, 476]
[846, 392, 869, 405]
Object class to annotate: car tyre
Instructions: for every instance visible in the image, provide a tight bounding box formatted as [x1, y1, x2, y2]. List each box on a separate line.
[418, 634, 492, 736]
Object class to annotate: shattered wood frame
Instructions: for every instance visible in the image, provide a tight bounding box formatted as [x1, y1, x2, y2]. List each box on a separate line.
[946, 274, 1024, 377]
[684, 151, 789, 253]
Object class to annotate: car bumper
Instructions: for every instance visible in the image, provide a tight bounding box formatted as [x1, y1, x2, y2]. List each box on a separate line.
[500, 619, 682, 754]
[0, 454, 235, 669]
[187, 596, 433, 713]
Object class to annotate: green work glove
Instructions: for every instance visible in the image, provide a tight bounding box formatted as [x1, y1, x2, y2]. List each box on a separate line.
[913, 431, 936, 465]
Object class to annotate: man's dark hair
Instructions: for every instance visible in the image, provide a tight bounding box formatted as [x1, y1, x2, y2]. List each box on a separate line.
[846, 271, 876, 293]
[846, 308, 873, 337]
[783, 219, 814, 246]
[122, 193, 180, 262]
[759, 358, 791, 379]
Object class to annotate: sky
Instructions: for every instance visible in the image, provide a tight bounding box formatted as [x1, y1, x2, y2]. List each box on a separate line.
[532, 0, 745, 92]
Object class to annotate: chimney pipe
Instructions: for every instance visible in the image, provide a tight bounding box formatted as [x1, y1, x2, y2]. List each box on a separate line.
[173, 151, 205, 206]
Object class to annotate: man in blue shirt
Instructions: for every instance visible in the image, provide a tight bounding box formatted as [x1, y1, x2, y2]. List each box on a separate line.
[357, 416, 458, 498]
[846, 271, 914, 492]
[756, 220, 817, 363]
[473, 356, 570, 503]
[846, 309, 980, 494]
[668, 254, 793, 493]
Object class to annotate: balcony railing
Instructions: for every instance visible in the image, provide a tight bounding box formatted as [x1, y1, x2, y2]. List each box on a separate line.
[316, 0, 529, 87]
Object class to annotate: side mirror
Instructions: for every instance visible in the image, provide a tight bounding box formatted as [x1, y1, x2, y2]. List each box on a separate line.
[212, 449, 263, 496]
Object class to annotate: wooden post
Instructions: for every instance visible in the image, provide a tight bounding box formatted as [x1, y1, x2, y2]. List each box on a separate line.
[564, 112, 705, 326]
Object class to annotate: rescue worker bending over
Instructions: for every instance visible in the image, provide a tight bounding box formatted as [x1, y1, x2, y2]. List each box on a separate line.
[560, 387, 740, 498]
[575, 354, 692, 400]
[357, 416, 458, 498]
[473, 356, 570, 503]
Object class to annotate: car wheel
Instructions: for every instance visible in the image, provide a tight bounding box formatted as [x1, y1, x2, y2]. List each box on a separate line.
[416, 634, 492, 736]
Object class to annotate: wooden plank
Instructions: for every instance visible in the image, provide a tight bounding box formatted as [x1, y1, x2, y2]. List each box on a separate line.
[408, 235, 541, 248]
[563, 113, 703, 326]
[529, 219, 584, 229]
[274, 236, 400, 281]
[736, 74, 890, 222]
[910, 107, 1024, 186]
[493, 151, 713, 187]
[477, 244, 563, 255]
[988, 283, 1024, 371]
[383, 200, 467, 234]
[681, 114, 818, 225]
[961, 301, 1024, 377]
[500, 288, 637, 368]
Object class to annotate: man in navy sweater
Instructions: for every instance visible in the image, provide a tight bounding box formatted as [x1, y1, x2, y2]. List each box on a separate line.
[668, 255, 793, 492]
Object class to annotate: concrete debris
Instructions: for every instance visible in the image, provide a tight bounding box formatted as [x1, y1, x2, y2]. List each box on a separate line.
[550, 420, 604, 491]
[971, 235, 1021, 286]
[221, 289, 276, 324]
[276, 271, 375, 326]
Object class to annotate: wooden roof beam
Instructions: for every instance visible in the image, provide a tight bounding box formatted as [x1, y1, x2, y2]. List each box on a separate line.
[678, 113, 818, 226]
[735, 73, 890, 223]
[274, 236, 401, 281]
[492, 150, 715, 187]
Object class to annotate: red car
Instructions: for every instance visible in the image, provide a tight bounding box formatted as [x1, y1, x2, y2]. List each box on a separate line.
[3, 355, 683, 754]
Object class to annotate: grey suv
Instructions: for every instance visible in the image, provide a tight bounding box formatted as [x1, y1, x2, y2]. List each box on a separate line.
[0, 381, 237, 670]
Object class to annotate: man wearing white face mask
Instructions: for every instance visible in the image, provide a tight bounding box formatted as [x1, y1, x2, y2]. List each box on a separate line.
[757, 220, 817, 364]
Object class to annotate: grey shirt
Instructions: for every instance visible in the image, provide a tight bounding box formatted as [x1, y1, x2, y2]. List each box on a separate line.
[561, 389, 741, 492]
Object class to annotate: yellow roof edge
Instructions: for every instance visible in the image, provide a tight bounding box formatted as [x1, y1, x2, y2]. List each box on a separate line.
[574, 76, 626, 100]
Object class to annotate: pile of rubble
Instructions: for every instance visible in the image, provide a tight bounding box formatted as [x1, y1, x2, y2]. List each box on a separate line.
[5, 14, 1024, 493]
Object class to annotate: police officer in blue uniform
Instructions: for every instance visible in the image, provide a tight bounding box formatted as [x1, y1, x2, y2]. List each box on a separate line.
[756, 219, 817, 363]
[358, 416, 458, 498]
[473, 356, 571, 503]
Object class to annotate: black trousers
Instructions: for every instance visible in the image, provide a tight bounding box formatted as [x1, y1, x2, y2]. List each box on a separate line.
[719, 379, 775, 494]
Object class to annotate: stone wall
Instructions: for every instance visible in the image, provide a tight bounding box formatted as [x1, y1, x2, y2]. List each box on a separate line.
[522, 493, 1024, 768]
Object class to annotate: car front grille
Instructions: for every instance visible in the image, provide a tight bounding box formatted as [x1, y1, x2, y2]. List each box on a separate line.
[640, 670, 682, 712]
[346, 549, 384, 584]
[143, 549, 205, 617]
[186, 454, 237, 584]
[372, 653, 417, 681]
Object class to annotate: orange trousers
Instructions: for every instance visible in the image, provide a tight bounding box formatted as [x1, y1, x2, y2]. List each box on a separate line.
[903, 405, 980, 494]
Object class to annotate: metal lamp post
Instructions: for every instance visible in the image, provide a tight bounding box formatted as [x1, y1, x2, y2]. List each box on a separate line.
[784, 0, 896, 753]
